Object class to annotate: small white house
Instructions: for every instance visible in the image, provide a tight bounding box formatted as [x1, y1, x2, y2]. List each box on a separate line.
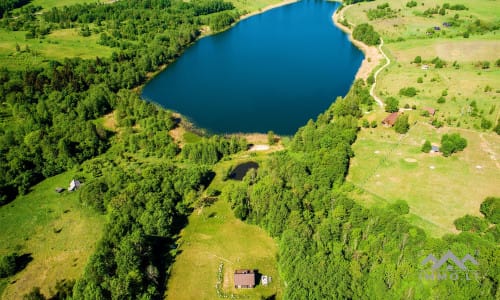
[68, 179, 81, 192]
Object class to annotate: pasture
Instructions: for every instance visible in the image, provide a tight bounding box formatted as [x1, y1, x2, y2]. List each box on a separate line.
[0, 172, 105, 299]
[348, 120, 500, 236]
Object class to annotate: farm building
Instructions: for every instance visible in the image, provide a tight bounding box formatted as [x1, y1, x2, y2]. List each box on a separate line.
[234, 270, 256, 288]
[382, 112, 400, 127]
[423, 107, 436, 116]
[68, 179, 81, 191]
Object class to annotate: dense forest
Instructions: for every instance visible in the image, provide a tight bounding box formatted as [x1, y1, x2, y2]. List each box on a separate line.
[0, 0, 498, 299]
[227, 80, 499, 299]
[0, 0, 240, 204]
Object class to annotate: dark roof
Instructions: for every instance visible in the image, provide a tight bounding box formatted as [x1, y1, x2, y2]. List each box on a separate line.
[382, 112, 399, 126]
[234, 270, 255, 287]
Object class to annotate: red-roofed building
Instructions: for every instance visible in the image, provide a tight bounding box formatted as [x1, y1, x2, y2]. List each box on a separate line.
[382, 112, 400, 127]
[234, 270, 256, 288]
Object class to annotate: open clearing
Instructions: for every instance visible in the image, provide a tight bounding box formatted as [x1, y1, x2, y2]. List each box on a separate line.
[0, 172, 105, 299]
[166, 188, 282, 299]
[343, 0, 500, 237]
[348, 121, 500, 236]
[166, 149, 283, 299]
[0, 28, 113, 70]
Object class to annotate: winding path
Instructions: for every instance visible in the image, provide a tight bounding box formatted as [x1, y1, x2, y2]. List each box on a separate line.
[335, 4, 390, 108]
[370, 38, 390, 108]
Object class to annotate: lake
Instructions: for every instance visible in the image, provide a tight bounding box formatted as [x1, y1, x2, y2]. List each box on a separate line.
[141, 0, 363, 135]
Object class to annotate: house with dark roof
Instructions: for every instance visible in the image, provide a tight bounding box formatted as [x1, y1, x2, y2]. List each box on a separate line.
[234, 270, 256, 288]
[382, 112, 400, 127]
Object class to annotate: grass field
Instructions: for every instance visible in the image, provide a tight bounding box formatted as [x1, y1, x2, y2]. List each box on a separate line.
[231, 0, 291, 13]
[166, 147, 283, 300]
[342, 0, 500, 236]
[0, 171, 105, 299]
[348, 119, 500, 236]
[0, 28, 113, 70]
[30, 0, 101, 10]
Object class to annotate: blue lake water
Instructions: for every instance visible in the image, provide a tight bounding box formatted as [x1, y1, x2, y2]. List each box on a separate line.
[141, 0, 363, 135]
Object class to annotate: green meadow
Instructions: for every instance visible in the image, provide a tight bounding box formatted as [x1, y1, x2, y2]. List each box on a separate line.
[0, 172, 105, 299]
[348, 117, 500, 236]
[343, 0, 500, 236]
[166, 154, 283, 300]
[0, 28, 113, 70]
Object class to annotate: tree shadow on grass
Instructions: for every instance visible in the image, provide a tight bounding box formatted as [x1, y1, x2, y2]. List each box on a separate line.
[15, 253, 33, 273]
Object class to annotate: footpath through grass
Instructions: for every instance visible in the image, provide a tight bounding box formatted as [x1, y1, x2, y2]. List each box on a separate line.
[0, 171, 105, 299]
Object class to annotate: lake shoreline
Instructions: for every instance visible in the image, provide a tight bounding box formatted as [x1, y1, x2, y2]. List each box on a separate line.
[239, 0, 299, 21]
[332, 5, 383, 80]
[136, 0, 299, 93]
[143, 1, 364, 137]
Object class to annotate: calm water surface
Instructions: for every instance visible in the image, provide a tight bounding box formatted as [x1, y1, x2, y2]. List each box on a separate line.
[142, 0, 363, 135]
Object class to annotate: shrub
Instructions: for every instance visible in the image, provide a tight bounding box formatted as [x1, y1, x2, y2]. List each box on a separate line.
[0, 254, 17, 278]
[362, 119, 370, 128]
[437, 96, 446, 104]
[370, 120, 378, 128]
[454, 215, 489, 232]
[481, 118, 492, 129]
[441, 133, 467, 156]
[480, 197, 500, 224]
[421, 140, 432, 153]
[385, 97, 399, 113]
[413, 56, 422, 64]
[399, 87, 418, 97]
[406, 1, 417, 8]
[417, 77, 423, 83]
[352, 23, 380, 46]
[389, 200, 410, 215]
[394, 114, 409, 134]
[367, 74, 375, 85]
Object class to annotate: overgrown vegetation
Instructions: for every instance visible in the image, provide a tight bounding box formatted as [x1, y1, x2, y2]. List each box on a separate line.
[352, 23, 380, 46]
[0, 0, 239, 204]
[224, 81, 499, 299]
[440, 133, 467, 156]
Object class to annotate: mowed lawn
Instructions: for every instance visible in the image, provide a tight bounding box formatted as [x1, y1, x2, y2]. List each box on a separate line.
[0, 172, 105, 299]
[347, 120, 500, 236]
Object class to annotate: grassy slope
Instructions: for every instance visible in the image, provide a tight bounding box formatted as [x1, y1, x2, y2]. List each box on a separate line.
[0, 171, 105, 299]
[166, 153, 283, 300]
[0, 28, 113, 70]
[344, 0, 500, 236]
